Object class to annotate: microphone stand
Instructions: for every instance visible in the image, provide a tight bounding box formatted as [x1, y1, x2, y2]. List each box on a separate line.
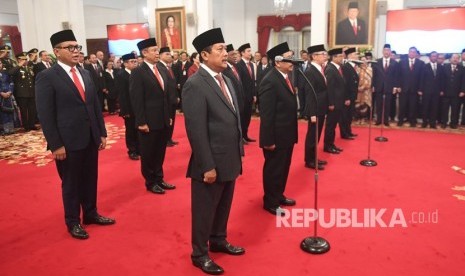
[360, 96, 377, 166]
[375, 94, 388, 142]
[297, 67, 330, 254]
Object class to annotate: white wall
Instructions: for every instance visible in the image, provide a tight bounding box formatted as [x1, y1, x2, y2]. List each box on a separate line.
[0, 0, 19, 25]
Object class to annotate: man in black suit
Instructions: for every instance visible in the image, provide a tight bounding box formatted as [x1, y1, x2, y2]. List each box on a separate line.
[419, 51, 444, 129]
[256, 54, 272, 88]
[224, 44, 245, 124]
[183, 28, 245, 275]
[130, 38, 176, 195]
[398, 46, 425, 127]
[115, 53, 140, 160]
[157, 47, 179, 147]
[441, 53, 465, 129]
[304, 44, 329, 170]
[340, 47, 359, 139]
[84, 54, 105, 110]
[323, 48, 346, 154]
[174, 51, 191, 111]
[335, 2, 368, 45]
[35, 30, 115, 240]
[296, 50, 309, 119]
[236, 43, 256, 142]
[33, 50, 52, 76]
[259, 42, 298, 216]
[372, 43, 400, 126]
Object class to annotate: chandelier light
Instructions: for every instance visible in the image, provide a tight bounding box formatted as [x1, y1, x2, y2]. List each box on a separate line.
[274, 0, 293, 18]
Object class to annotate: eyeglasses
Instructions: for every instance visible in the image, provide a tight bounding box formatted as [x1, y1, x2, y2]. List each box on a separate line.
[55, 45, 83, 52]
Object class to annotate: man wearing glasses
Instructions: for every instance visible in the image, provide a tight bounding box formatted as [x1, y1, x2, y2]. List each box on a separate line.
[36, 30, 115, 240]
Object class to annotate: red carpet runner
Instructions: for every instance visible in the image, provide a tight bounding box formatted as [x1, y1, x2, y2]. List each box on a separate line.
[1, 115, 464, 275]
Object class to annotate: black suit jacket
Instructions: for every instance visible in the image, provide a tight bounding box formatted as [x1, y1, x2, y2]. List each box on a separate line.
[372, 58, 400, 94]
[84, 63, 105, 92]
[443, 64, 465, 97]
[325, 62, 346, 110]
[130, 62, 170, 130]
[33, 62, 47, 76]
[419, 63, 445, 96]
[182, 66, 243, 182]
[256, 64, 272, 87]
[236, 59, 256, 101]
[103, 70, 118, 99]
[304, 64, 328, 117]
[399, 58, 425, 94]
[258, 67, 298, 149]
[175, 60, 191, 88]
[342, 62, 359, 101]
[157, 62, 178, 105]
[35, 64, 107, 151]
[115, 69, 133, 117]
[335, 18, 368, 45]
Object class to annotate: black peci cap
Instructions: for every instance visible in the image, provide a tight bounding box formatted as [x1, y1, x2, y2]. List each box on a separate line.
[137, 38, 157, 52]
[266, 42, 290, 62]
[238, 43, 251, 53]
[50, 30, 77, 47]
[121, 53, 136, 61]
[192, 28, 225, 52]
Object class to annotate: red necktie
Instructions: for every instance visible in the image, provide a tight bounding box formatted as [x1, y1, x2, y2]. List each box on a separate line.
[285, 75, 294, 93]
[352, 21, 357, 35]
[70, 67, 85, 101]
[215, 74, 234, 108]
[338, 67, 343, 76]
[231, 66, 240, 81]
[153, 65, 164, 90]
[321, 65, 327, 84]
[167, 65, 174, 79]
[246, 62, 253, 79]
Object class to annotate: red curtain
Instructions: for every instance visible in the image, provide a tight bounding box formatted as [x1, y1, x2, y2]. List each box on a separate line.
[0, 25, 22, 54]
[257, 14, 311, 54]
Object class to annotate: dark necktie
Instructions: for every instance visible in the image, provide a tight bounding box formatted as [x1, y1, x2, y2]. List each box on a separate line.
[285, 75, 294, 93]
[167, 65, 174, 79]
[246, 62, 253, 79]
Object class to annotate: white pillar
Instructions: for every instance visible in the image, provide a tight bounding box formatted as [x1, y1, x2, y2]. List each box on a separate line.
[17, 0, 87, 54]
[196, 0, 213, 34]
[310, 0, 330, 47]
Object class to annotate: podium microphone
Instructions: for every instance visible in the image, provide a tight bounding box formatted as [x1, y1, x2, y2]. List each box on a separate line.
[375, 94, 389, 142]
[295, 66, 330, 255]
[360, 101, 377, 167]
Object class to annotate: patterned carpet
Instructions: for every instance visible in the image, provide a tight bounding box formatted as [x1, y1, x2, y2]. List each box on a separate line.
[0, 122, 125, 166]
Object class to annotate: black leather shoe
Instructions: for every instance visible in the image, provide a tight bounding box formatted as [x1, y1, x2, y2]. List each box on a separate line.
[263, 206, 286, 216]
[375, 122, 381, 126]
[324, 147, 339, 154]
[441, 124, 447, 129]
[450, 124, 458, 129]
[397, 122, 403, 127]
[159, 181, 176, 190]
[242, 138, 249, 145]
[280, 198, 296, 206]
[350, 133, 358, 137]
[305, 162, 325, 170]
[210, 243, 245, 255]
[129, 153, 140, 160]
[68, 224, 89, 239]
[318, 159, 328, 165]
[430, 124, 437, 129]
[192, 256, 224, 275]
[384, 123, 390, 127]
[147, 184, 165, 194]
[244, 137, 256, 142]
[341, 136, 354, 140]
[421, 123, 427, 128]
[170, 139, 179, 145]
[166, 141, 175, 147]
[83, 215, 115, 225]
[333, 145, 343, 152]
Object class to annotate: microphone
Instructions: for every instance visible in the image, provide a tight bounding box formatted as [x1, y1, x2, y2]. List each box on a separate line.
[275, 56, 305, 64]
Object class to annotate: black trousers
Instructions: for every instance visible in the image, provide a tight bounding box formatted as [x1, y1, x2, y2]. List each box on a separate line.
[191, 179, 235, 258]
[263, 146, 294, 209]
[339, 102, 354, 137]
[305, 115, 325, 164]
[124, 116, 139, 155]
[242, 98, 253, 139]
[16, 97, 37, 130]
[56, 140, 99, 228]
[297, 87, 306, 115]
[138, 127, 169, 188]
[390, 94, 397, 121]
[459, 97, 465, 125]
[399, 91, 418, 124]
[107, 98, 117, 113]
[422, 93, 440, 126]
[324, 109, 341, 147]
[376, 93, 392, 124]
[441, 96, 460, 125]
[169, 104, 177, 140]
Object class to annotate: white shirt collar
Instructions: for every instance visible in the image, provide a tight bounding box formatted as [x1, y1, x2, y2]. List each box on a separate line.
[57, 60, 75, 73]
[125, 68, 131, 74]
[200, 63, 221, 78]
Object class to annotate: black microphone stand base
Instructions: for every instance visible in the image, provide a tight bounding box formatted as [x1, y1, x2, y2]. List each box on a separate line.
[360, 159, 378, 166]
[301, 236, 330, 254]
[374, 136, 388, 142]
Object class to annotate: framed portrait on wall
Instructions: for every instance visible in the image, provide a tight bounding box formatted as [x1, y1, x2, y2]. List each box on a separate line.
[330, 0, 376, 48]
[155, 6, 186, 51]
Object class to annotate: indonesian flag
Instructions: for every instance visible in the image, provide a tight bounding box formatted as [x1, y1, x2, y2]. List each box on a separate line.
[107, 23, 150, 56]
[386, 8, 465, 54]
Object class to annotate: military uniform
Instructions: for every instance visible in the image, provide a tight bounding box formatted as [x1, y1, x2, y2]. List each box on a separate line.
[0, 45, 17, 74]
[9, 52, 37, 131]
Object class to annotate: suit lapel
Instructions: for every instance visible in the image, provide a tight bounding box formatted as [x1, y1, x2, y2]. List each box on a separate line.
[199, 67, 236, 115]
[142, 62, 164, 92]
[273, 68, 294, 96]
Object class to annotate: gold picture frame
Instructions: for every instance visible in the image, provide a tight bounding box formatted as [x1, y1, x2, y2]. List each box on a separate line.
[330, 0, 376, 48]
[155, 6, 187, 51]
